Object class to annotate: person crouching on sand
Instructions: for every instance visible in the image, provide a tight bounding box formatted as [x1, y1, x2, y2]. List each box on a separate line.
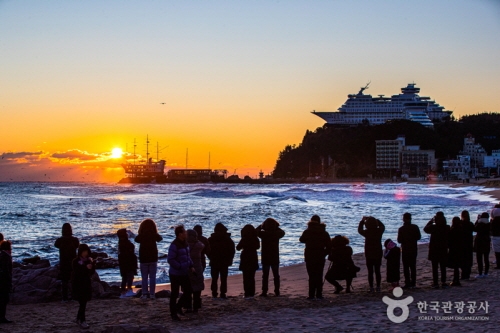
[299, 215, 332, 300]
[358, 216, 385, 292]
[0, 241, 13, 324]
[168, 225, 194, 321]
[383, 239, 400, 291]
[236, 224, 260, 299]
[325, 235, 357, 294]
[256, 218, 285, 297]
[72, 244, 95, 329]
[117, 229, 138, 298]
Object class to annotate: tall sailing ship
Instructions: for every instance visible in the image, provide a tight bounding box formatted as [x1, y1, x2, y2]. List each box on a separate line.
[311, 82, 452, 127]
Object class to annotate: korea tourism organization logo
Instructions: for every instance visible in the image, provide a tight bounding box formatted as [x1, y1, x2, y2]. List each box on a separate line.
[382, 287, 490, 323]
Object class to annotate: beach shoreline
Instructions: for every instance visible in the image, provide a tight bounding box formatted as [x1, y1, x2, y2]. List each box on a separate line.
[5, 243, 499, 332]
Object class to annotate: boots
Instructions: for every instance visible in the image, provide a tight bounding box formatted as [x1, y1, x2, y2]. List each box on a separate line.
[332, 281, 344, 294]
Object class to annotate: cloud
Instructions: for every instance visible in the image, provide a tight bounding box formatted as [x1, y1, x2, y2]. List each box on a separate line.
[51, 149, 100, 161]
[1, 151, 43, 160]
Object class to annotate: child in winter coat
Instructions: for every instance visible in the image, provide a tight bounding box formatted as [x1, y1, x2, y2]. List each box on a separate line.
[117, 229, 138, 298]
[384, 239, 401, 291]
[236, 224, 260, 299]
[72, 244, 95, 329]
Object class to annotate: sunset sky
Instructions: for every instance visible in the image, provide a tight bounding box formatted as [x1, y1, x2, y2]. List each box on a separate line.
[1, 1, 500, 182]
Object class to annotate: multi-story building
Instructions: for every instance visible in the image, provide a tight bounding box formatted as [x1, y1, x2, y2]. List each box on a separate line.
[401, 146, 436, 177]
[442, 155, 472, 179]
[375, 136, 405, 170]
[461, 136, 487, 168]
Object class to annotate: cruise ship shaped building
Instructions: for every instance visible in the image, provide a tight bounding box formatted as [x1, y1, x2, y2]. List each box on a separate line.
[311, 83, 452, 127]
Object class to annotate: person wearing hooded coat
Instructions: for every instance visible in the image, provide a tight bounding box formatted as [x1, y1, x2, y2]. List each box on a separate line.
[424, 211, 450, 288]
[117, 229, 138, 298]
[299, 215, 332, 299]
[474, 212, 491, 278]
[186, 229, 205, 312]
[460, 210, 475, 279]
[236, 224, 260, 299]
[0, 241, 13, 324]
[134, 219, 162, 299]
[193, 225, 211, 272]
[448, 216, 465, 286]
[208, 223, 235, 299]
[71, 244, 95, 329]
[168, 225, 194, 321]
[397, 212, 421, 289]
[256, 218, 285, 297]
[54, 223, 80, 302]
[358, 216, 385, 292]
[326, 235, 356, 294]
[383, 239, 401, 291]
[490, 208, 500, 270]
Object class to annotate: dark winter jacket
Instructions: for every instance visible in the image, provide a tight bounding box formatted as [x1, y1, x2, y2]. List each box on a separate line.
[197, 234, 211, 270]
[135, 231, 162, 263]
[447, 225, 465, 269]
[461, 218, 475, 252]
[424, 219, 450, 261]
[0, 250, 12, 293]
[71, 256, 96, 302]
[299, 221, 332, 264]
[236, 225, 260, 271]
[474, 218, 491, 252]
[358, 219, 385, 260]
[168, 238, 193, 276]
[187, 231, 205, 292]
[327, 244, 356, 281]
[54, 235, 79, 277]
[397, 223, 421, 256]
[256, 224, 285, 265]
[208, 224, 235, 267]
[118, 238, 138, 276]
[491, 216, 500, 237]
[384, 246, 401, 283]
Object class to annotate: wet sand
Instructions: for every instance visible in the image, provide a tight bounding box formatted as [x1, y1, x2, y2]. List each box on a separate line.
[4, 244, 499, 332]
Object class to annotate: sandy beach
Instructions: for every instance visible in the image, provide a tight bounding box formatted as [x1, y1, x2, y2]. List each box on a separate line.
[2, 243, 498, 333]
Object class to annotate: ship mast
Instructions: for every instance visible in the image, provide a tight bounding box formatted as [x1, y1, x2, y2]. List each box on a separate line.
[156, 142, 159, 162]
[133, 138, 137, 165]
[186, 149, 188, 169]
[146, 134, 150, 164]
[208, 152, 211, 169]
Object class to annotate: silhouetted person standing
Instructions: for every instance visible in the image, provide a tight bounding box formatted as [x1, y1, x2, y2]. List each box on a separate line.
[135, 219, 162, 299]
[474, 212, 491, 278]
[72, 244, 95, 329]
[186, 229, 205, 313]
[193, 225, 211, 272]
[424, 212, 450, 289]
[448, 217, 464, 286]
[237, 224, 260, 299]
[460, 210, 475, 279]
[54, 223, 79, 302]
[358, 216, 385, 292]
[208, 223, 235, 299]
[491, 216, 500, 270]
[256, 218, 285, 297]
[299, 215, 331, 300]
[397, 213, 421, 289]
[168, 226, 194, 321]
[0, 241, 13, 324]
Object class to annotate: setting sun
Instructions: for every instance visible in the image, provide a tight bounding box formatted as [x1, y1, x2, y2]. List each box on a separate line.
[111, 148, 123, 159]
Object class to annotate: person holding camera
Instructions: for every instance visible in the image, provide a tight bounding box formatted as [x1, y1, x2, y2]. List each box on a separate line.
[358, 216, 385, 292]
[326, 235, 358, 294]
[236, 224, 260, 299]
[72, 244, 95, 329]
[424, 212, 450, 289]
[168, 225, 195, 321]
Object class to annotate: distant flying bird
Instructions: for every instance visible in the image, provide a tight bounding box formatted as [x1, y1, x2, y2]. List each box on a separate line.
[160, 102, 166, 105]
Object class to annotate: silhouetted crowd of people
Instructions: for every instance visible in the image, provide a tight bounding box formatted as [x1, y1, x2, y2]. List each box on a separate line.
[1, 203, 500, 327]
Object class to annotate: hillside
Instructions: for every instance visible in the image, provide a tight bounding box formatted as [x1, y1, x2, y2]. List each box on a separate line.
[272, 113, 500, 178]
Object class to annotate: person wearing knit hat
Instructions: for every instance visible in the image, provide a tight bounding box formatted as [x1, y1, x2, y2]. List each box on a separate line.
[208, 223, 235, 299]
[299, 215, 332, 300]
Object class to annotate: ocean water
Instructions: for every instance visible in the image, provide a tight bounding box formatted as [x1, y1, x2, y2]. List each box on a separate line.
[0, 182, 495, 282]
